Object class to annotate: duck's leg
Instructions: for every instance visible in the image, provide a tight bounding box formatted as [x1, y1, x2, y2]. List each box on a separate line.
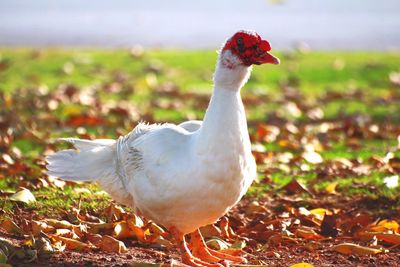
[190, 229, 246, 264]
[170, 227, 224, 267]
[190, 230, 226, 264]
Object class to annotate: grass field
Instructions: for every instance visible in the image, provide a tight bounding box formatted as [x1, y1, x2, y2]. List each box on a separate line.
[0, 48, 400, 265]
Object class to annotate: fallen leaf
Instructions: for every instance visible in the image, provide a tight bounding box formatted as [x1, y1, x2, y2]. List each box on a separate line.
[282, 180, 312, 195]
[86, 222, 114, 234]
[325, 182, 338, 194]
[0, 219, 25, 236]
[200, 224, 222, 238]
[245, 201, 268, 215]
[10, 188, 36, 204]
[97, 235, 127, 253]
[31, 220, 54, 235]
[320, 214, 338, 237]
[130, 262, 165, 267]
[302, 150, 323, 164]
[206, 238, 230, 250]
[332, 243, 384, 256]
[368, 219, 399, 233]
[289, 263, 313, 267]
[357, 232, 400, 245]
[113, 221, 137, 239]
[44, 219, 74, 229]
[383, 175, 399, 189]
[50, 235, 93, 252]
[295, 226, 323, 240]
[309, 208, 332, 219]
[303, 241, 320, 252]
[34, 237, 54, 259]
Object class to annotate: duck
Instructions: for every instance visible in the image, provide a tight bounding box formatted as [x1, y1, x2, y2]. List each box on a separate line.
[46, 30, 280, 267]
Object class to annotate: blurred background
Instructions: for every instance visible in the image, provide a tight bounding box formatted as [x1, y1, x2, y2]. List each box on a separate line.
[1, 0, 400, 50]
[1, 2, 400, 266]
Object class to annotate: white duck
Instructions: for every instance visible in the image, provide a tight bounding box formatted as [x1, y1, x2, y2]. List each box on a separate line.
[47, 30, 279, 267]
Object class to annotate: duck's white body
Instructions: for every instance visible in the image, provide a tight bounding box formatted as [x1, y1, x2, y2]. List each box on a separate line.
[47, 51, 257, 234]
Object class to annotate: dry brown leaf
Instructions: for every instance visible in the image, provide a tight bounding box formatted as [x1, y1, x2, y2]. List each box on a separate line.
[332, 243, 384, 256]
[9, 188, 36, 204]
[131, 262, 165, 267]
[50, 235, 93, 252]
[303, 241, 320, 252]
[105, 204, 127, 221]
[200, 224, 222, 238]
[86, 233, 103, 245]
[54, 229, 79, 239]
[282, 180, 312, 195]
[295, 226, 323, 240]
[245, 201, 268, 215]
[357, 232, 400, 245]
[0, 219, 25, 236]
[86, 222, 114, 234]
[97, 235, 127, 253]
[320, 214, 338, 238]
[206, 238, 230, 250]
[44, 219, 74, 229]
[31, 220, 54, 235]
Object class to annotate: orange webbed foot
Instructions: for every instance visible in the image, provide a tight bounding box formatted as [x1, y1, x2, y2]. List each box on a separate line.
[189, 229, 245, 265]
[170, 227, 225, 267]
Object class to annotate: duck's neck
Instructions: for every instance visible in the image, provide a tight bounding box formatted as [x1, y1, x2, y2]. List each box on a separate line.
[195, 61, 252, 153]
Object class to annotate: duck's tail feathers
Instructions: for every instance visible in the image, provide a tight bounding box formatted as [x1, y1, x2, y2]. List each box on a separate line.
[46, 138, 116, 182]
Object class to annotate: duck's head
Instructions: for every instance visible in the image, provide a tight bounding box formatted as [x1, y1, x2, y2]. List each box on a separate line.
[220, 30, 280, 68]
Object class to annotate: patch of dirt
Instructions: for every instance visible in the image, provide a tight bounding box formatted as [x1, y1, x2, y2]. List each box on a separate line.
[4, 194, 400, 267]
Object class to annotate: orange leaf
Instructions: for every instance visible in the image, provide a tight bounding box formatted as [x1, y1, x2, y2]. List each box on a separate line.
[0, 219, 25, 236]
[113, 221, 137, 239]
[368, 219, 399, 233]
[357, 232, 400, 245]
[333, 243, 384, 256]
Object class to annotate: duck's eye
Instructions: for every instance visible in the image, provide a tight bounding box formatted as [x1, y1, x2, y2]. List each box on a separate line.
[236, 37, 245, 53]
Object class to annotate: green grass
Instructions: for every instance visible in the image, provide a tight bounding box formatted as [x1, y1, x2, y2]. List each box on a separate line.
[1, 48, 399, 215]
[1, 49, 399, 93]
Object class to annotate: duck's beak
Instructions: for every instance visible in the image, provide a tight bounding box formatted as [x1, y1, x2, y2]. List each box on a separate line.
[254, 40, 280, 65]
[254, 51, 280, 65]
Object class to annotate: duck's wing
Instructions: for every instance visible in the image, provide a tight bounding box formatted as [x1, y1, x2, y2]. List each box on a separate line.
[117, 122, 191, 183]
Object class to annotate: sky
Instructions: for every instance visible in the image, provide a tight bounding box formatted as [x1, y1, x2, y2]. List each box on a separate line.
[0, 0, 399, 50]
